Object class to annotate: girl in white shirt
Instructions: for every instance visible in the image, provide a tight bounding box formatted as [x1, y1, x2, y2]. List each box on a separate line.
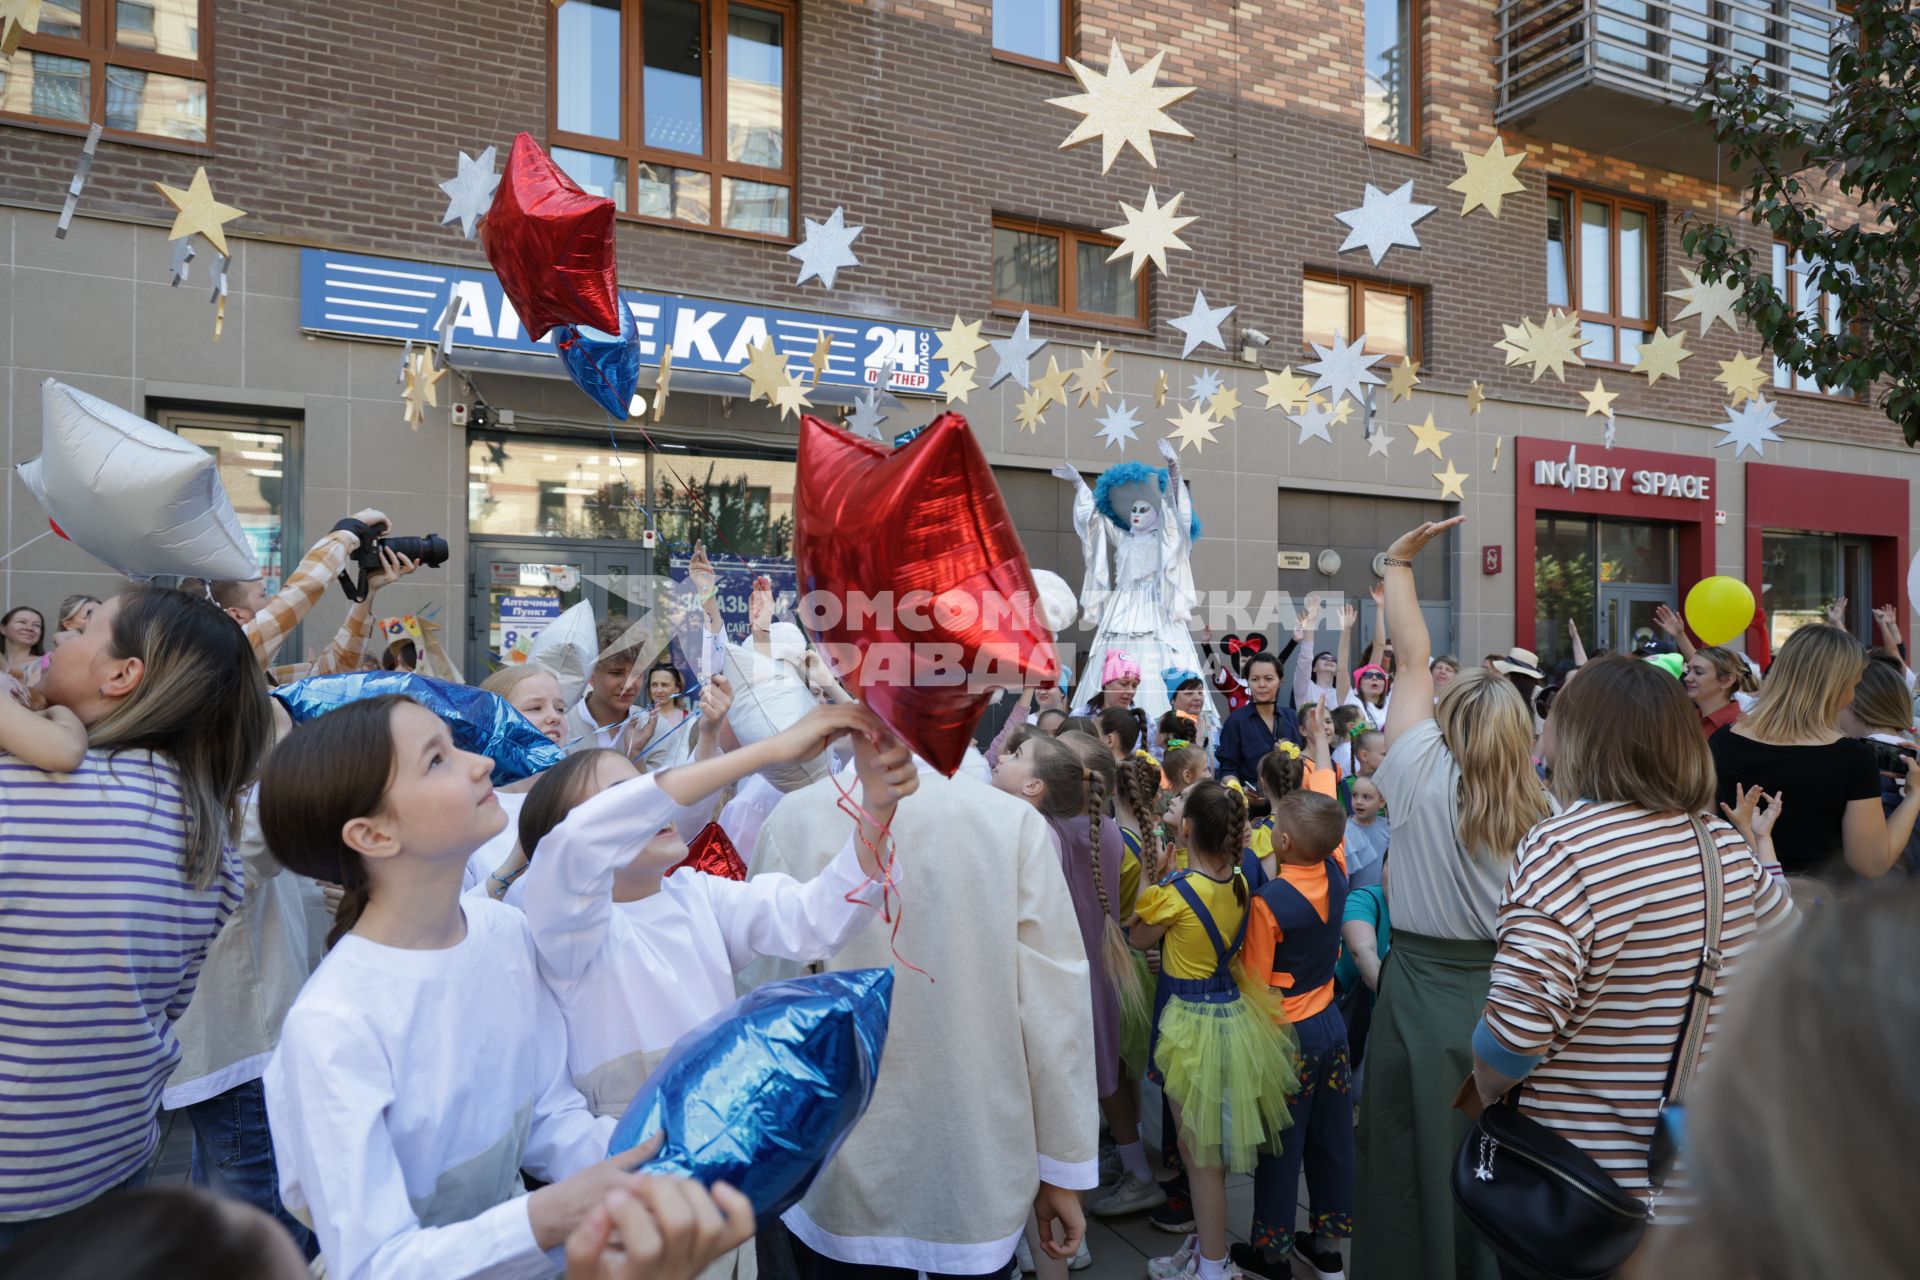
[258, 695, 753, 1280]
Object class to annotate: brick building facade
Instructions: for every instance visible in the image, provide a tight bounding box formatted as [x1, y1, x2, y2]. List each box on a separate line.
[0, 0, 1912, 681]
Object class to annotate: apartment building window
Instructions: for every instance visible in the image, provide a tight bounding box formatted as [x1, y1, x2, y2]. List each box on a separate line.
[1771, 243, 1852, 397]
[1363, 0, 1419, 149]
[992, 217, 1147, 328]
[549, 0, 797, 240]
[0, 0, 210, 145]
[992, 0, 1068, 68]
[1301, 272, 1420, 362]
[1546, 185, 1655, 364]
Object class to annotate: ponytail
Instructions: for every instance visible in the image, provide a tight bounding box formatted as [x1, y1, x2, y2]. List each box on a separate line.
[1184, 777, 1250, 905]
[326, 881, 370, 950]
[1058, 732, 1144, 1018]
[1117, 755, 1165, 892]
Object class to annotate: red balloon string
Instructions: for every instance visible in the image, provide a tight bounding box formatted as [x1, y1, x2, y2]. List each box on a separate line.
[829, 765, 931, 983]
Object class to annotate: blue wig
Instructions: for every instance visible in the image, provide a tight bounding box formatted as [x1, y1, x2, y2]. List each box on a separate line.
[1092, 463, 1203, 541]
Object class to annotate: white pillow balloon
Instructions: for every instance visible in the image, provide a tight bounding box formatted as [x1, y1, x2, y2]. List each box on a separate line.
[723, 622, 831, 793]
[523, 599, 599, 708]
[16, 380, 258, 582]
[1030, 568, 1080, 635]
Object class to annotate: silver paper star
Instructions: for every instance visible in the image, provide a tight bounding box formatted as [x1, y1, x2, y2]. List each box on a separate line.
[1301, 330, 1385, 405]
[1289, 399, 1339, 445]
[168, 235, 196, 287]
[1094, 399, 1143, 449]
[1334, 180, 1437, 266]
[1713, 396, 1786, 459]
[438, 146, 499, 240]
[1187, 368, 1224, 403]
[987, 311, 1047, 390]
[1367, 424, 1396, 457]
[1603, 413, 1617, 449]
[1168, 288, 1235, 358]
[845, 389, 889, 441]
[788, 206, 864, 289]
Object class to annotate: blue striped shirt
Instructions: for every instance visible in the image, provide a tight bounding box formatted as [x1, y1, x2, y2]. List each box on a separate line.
[0, 750, 240, 1221]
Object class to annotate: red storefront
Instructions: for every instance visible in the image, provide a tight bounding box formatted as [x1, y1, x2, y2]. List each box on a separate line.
[1743, 462, 1910, 665]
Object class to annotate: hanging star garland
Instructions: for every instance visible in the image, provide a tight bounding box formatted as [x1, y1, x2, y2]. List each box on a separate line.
[1330, 397, 1357, 427]
[787, 206, 864, 288]
[1301, 330, 1385, 405]
[1367, 424, 1396, 457]
[987, 311, 1047, 390]
[1169, 288, 1235, 358]
[1288, 397, 1339, 446]
[1714, 396, 1786, 458]
[808, 330, 835, 385]
[1258, 366, 1313, 414]
[154, 167, 247, 257]
[652, 345, 674, 423]
[1167, 401, 1222, 453]
[1104, 187, 1196, 278]
[1408, 411, 1452, 459]
[1033, 356, 1074, 412]
[1334, 181, 1436, 266]
[1715, 351, 1770, 406]
[939, 363, 978, 404]
[1070, 342, 1116, 407]
[771, 370, 814, 421]
[437, 146, 500, 239]
[1466, 380, 1486, 414]
[1665, 266, 1744, 338]
[1385, 358, 1421, 403]
[1014, 389, 1048, 433]
[1580, 377, 1618, 418]
[1095, 399, 1143, 449]
[1434, 459, 1469, 500]
[936, 315, 989, 369]
[1153, 370, 1170, 407]
[401, 346, 445, 428]
[1496, 310, 1590, 382]
[1, 0, 42, 58]
[1447, 137, 1528, 218]
[1047, 40, 1195, 172]
[741, 338, 794, 404]
[1187, 368, 1224, 403]
[844, 389, 888, 441]
[1208, 384, 1242, 422]
[1632, 327, 1694, 386]
[1492, 436, 1503, 473]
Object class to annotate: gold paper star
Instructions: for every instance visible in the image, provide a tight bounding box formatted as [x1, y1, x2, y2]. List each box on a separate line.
[1167, 401, 1221, 453]
[741, 338, 792, 405]
[1330, 396, 1357, 427]
[1208, 384, 1242, 422]
[1, 0, 41, 57]
[939, 363, 978, 404]
[1433, 459, 1469, 501]
[1259, 366, 1313, 414]
[1409, 411, 1451, 459]
[1153, 370, 1169, 407]
[808, 330, 833, 385]
[1033, 356, 1074, 413]
[1467, 380, 1486, 414]
[1070, 343, 1116, 407]
[1447, 137, 1528, 219]
[771, 370, 813, 421]
[154, 167, 247, 257]
[1665, 267, 1744, 338]
[1632, 327, 1694, 386]
[402, 347, 445, 429]
[1047, 40, 1195, 173]
[1496, 310, 1590, 382]
[1492, 435, 1503, 473]
[1580, 377, 1618, 418]
[1385, 358, 1421, 403]
[935, 315, 988, 369]
[1014, 390, 1048, 433]
[653, 345, 674, 422]
[1715, 351, 1769, 407]
[1104, 187, 1196, 279]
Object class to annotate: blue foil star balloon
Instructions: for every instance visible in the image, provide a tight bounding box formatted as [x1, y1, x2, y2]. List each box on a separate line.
[555, 303, 642, 420]
[609, 968, 893, 1222]
[272, 671, 564, 785]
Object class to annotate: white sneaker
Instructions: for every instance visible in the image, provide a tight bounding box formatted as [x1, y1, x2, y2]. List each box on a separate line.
[1160, 1257, 1239, 1280]
[1087, 1171, 1169, 1217]
[1070, 1239, 1093, 1272]
[1147, 1235, 1198, 1280]
[1098, 1143, 1121, 1184]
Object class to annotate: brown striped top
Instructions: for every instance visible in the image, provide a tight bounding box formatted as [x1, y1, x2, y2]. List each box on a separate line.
[1478, 802, 1794, 1197]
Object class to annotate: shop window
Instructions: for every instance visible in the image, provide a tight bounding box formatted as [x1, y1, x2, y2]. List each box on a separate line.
[549, 0, 796, 240]
[992, 0, 1068, 68]
[1760, 530, 1872, 646]
[992, 216, 1148, 329]
[0, 0, 210, 145]
[1533, 515, 1678, 670]
[1546, 186, 1655, 365]
[1770, 243, 1853, 397]
[1363, 0, 1419, 149]
[158, 413, 299, 597]
[1301, 272, 1420, 361]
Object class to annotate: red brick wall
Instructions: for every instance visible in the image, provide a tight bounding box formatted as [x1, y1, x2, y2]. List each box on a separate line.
[0, 0, 1890, 449]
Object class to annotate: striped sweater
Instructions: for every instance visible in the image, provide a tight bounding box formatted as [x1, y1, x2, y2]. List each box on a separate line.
[1477, 802, 1793, 1197]
[0, 750, 241, 1222]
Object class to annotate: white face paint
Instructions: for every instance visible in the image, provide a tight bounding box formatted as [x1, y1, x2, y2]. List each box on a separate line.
[1129, 500, 1158, 532]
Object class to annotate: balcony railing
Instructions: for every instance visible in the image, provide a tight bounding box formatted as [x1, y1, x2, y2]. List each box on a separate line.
[1496, 0, 1843, 177]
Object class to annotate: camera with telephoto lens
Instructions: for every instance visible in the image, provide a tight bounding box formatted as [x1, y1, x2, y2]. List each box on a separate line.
[330, 518, 449, 602]
[1866, 737, 1919, 776]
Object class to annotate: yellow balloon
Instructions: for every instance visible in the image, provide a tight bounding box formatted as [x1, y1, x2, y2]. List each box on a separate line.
[1685, 576, 1755, 647]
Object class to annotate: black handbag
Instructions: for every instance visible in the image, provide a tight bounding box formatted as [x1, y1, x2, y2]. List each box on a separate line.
[1451, 817, 1724, 1280]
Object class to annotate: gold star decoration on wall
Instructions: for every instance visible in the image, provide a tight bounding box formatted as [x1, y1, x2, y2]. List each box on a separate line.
[1446, 137, 1528, 219]
[1631, 327, 1694, 386]
[155, 167, 247, 257]
[401, 346, 445, 429]
[1580, 377, 1618, 418]
[940, 363, 978, 404]
[1033, 356, 1073, 412]
[771, 370, 813, 421]
[1071, 342, 1116, 407]
[1433, 459, 1469, 501]
[1, 0, 42, 57]
[741, 338, 794, 405]
[808, 330, 833, 385]
[1408, 411, 1451, 459]
[1665, 267, 1744, 338]
[1208, 384, 1242, 421]
[1715, 352, 1769, 406]
[935, 315, 988, 369]
[1104, 188, 1196, 278]
[1495, 310, 1590, 382]
[1167, 401, 1222, 453]
[1385, 358, 1421, 403]
[1014, 389, 1048, 433]
[1259, 366, 1312, 414]
[1048, 40, 1195, 172]
[1466, 380, 1486, 414]
[1153, 370, 1170, 407]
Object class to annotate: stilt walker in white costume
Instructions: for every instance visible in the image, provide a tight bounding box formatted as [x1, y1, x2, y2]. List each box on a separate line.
[1052, 439, 1221, 743]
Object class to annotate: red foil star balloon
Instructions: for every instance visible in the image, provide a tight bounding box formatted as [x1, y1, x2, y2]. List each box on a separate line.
[795, 412, 1059, 776]
[480, 132, 620, 340]
[672, 823, 747, 881]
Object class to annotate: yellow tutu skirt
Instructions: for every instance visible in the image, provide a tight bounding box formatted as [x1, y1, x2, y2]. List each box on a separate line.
[1155, 988, 1299, 1174]
[1119, 949, 1154, 1078]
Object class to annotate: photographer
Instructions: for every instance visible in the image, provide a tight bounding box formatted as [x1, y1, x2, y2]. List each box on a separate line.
[1839, 657, 1920, 881]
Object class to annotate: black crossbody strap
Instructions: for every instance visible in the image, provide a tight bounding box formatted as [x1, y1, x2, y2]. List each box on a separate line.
[1664, 816, 1725, 1107]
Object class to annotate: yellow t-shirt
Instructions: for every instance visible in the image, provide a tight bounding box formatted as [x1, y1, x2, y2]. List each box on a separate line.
[1135, 870, 1247, 980]
[1119, 827, 1143, 916]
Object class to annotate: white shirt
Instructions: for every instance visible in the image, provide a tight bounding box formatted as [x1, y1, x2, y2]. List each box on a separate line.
[522, 772, 878, 1117]
[263, 899, 614, 1280]
[565, 697, 627, 755]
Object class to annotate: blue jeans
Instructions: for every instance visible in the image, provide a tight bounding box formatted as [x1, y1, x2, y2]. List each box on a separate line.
[184, 1077, 316, 1259]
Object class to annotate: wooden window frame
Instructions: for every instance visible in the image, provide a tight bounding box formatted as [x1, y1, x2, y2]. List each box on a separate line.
[2, 0, 214, 150]
[1546, 184, 1658, 367]
[1300, 270, 1424, 362]
[547, 0, 800, 244]
[1362, 0, 1423, 155]
[991, 215, 1151, 332]
[1770, 240, 1859, 401]
[990, 0, 1074, 74]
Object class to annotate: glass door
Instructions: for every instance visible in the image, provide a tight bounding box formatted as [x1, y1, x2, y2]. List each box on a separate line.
[1600, 584, 1676, 656]
[466, 543, 641, 680]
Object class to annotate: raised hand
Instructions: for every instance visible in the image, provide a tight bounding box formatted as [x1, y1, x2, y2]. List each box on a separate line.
[1654, 604, 1685, 639]
[1827, 595, 1850, 628]
[1051, 464, 1082, 485]
[1385, 515, 1466, 563]
[365, 546, 419, 594]
[1339, 602, 1359, 631]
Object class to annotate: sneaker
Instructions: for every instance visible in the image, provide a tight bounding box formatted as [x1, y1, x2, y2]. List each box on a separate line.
[1087, 1171, 1168, 1217]
[1289, 1233, 1344, 1280]
[1098, 1142, 1121, 1184]
[1151, 1250, 1240, 1280]
[1228, 1243, 1287, 1280]
[1070, 1239, 1093, 1272]
[1146, 1235, 1198, 1280]
[1148, 1197, 1195, 1234]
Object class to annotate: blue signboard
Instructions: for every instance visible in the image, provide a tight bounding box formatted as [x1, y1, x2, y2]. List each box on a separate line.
[298, 248, 946, 395]
[667, 554, 799, 640]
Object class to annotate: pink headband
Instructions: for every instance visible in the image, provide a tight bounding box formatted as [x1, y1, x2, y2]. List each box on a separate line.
[1102, 651, 1142, 685]
[1354, 664, 1390, 683]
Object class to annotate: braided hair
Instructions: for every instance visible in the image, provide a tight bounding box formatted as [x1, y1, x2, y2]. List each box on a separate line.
[1182, 778, 1250, 907]
[1116, 753, 1167, 890]
[1059, 731, 1144, 1013]
[1256, 743, 1306, 806]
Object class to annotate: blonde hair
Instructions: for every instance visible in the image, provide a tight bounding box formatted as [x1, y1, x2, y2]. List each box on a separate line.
[1055, 731, 1146, 1017]
[1691, 646, 1747, 703]
[1742, 624, 1866, 743]
[1848, 660, 1914, 738]
[1434, 668, 1551, 859]
[1548, 657, 1715, 814]
[480, 663, 561, 701]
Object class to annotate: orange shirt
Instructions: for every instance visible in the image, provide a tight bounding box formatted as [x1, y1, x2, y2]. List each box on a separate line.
[1245, 758, 1347, 1022]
